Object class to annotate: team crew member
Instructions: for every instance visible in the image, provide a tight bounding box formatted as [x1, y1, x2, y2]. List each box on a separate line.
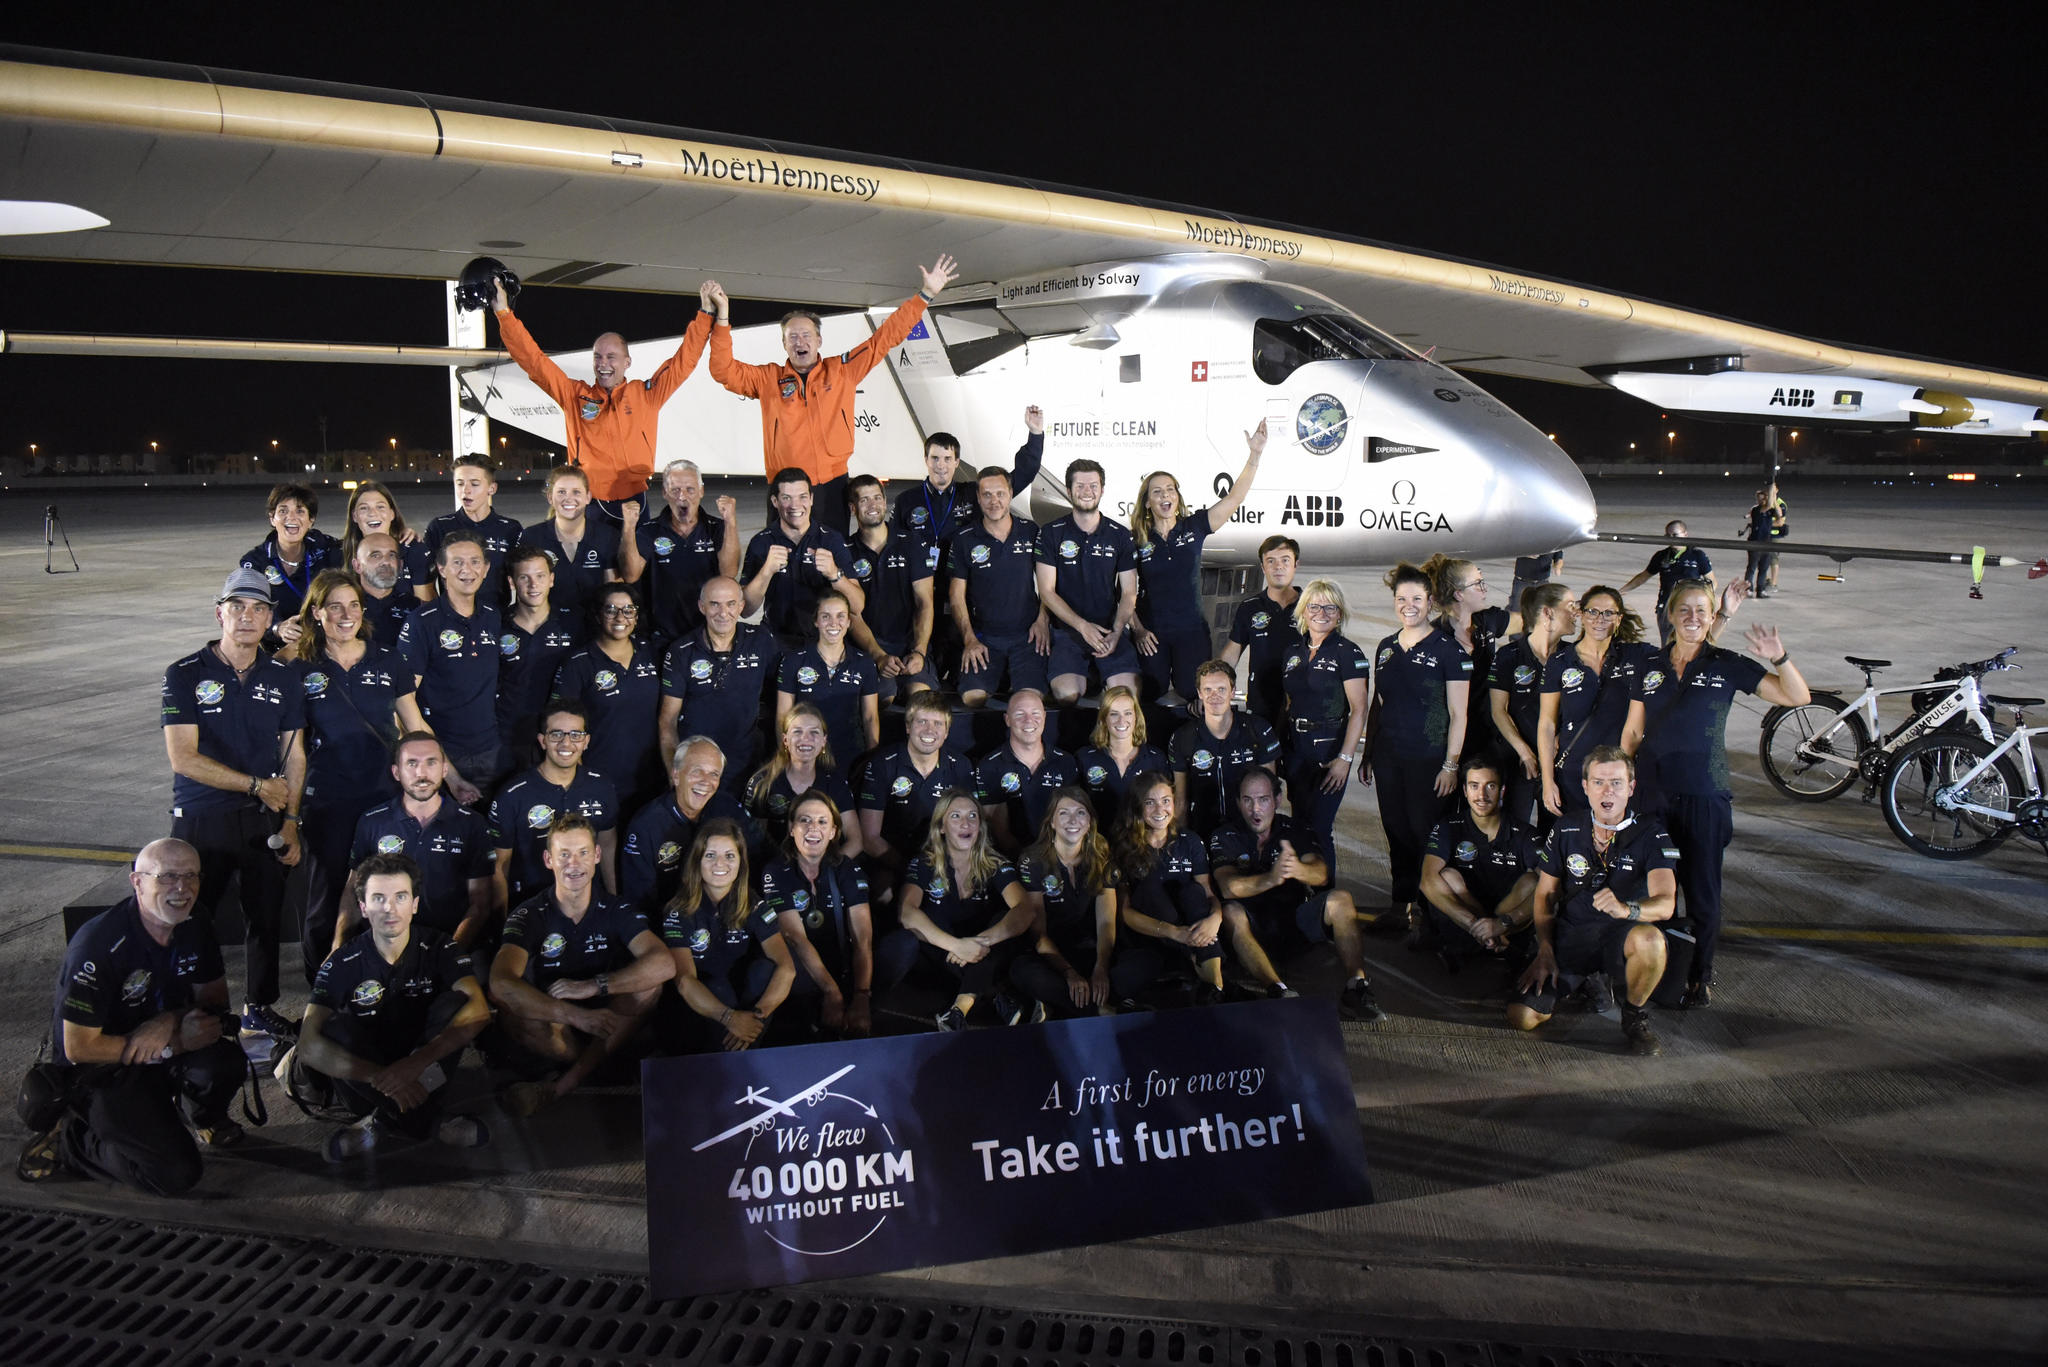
[897, 793, 1034, 1031]
[489, 816, 674, 1116]
[1037, 460, 1141, 706]
[975, 689, 1079, 856]
[550, 585, 663, 812]
[1361, 566, 1469, 925]
[1739, 486, 1786, 598]
[241, 483, 342, 646]
[1075, 685, 1169, 828]
[743, 468, 865, 647]
[20, 839, 248, 1191]
[1171, 660, 1282, 841]
[295, 853, 491, 1162]
[763, 793, 890, 1037]
[619, 738, 748, 915]
[1419, 758, 1540, 966]
[397, 532, 503, 802]
[1507, 548, 1565, 622]
[346, 734, 492, 949]
[952, 464, 1051, 708]
[423, 456, 521, 605]
[1426, 555, 1503, 765]
[746, 706, 859, 859]
[351, 533, 417, 647]
[1210, 768, 1383, 1019]
[489, 706, 620, 912]
[286, 570, 428, 981]
[518, 466, 620, 622]
[1113, 774, 1228, 1005]
[492, 278, 715, 517]
[775, 592, 879, 779]
[705, 258, 958, 531]
[657, 577, 779, 787]
[619, 461, 740, 646]
[1130, 420, 1266, 701]
[845, 475, 937, 702]
[497, 549, 585, 770]
[1222, 535, 1306, 725]
[1623, 581, 1808, 1005]
[161, 569, 306, 1048]
[1512, 749, 1677, 1055]
[344, 481, 435, 603]
[1538, 586, 1654, 815]
[1620, 521, 1715, 644]
[1487, 583, 1575, 829]
[857, 692, 977, 889]
[657, 822, 794, 1053]
[1272, 580, 1370, 872]
[1010, 789, 1121, 1019]
[899, 414, 1047, 656]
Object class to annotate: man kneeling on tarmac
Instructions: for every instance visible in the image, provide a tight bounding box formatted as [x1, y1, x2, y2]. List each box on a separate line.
[488, 815, 674, 1116]
[291, 852, 493, 1163]
[1510, 746, 1676, 1055]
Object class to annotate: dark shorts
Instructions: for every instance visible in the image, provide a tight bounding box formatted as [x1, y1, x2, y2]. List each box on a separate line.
[958, 630, 1051, 699]
[1048, 626, 1140, 684]
[1516, 917, 1632, 1015]
[1239, 888, 1334, 950]
[870, 635, 940, 703]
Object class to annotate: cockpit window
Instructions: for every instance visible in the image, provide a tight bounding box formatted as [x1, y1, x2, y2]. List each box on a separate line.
[1252, 313, 1413, 385]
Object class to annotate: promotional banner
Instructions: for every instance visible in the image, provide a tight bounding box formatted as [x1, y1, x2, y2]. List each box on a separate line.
[643, 997, 1371, 1296]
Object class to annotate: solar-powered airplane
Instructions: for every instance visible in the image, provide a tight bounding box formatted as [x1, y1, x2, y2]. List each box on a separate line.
[1, 46, 2040, 576]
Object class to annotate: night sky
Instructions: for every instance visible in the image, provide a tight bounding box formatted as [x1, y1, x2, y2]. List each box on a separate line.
[3, 9, 2042, 462]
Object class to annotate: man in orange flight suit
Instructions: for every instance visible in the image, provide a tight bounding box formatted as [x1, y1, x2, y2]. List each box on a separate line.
[492, 279, 718, 521]
[706, 255, 959, 535]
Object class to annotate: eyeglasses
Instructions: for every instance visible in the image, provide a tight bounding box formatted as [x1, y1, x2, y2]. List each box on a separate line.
[544, 729, 590, 742]
[1304, 604, 1341, 618]
[601, 605, 638, 618]
[142, 871, 202, 885]
[1459, 578, 1486, 592]
[1579, 608, 1621, 620]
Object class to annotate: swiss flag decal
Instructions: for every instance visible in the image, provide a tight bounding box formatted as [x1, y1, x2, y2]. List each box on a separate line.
[1191, 360, 1208, 382]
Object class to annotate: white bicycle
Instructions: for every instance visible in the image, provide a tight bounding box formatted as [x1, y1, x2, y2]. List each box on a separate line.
[1881, 696, 2048, 860]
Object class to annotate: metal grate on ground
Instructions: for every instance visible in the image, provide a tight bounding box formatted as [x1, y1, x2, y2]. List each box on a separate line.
[0, 1204, 1785, 1367]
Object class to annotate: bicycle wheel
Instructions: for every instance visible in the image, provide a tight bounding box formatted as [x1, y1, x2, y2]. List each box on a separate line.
[1759, 692, 1864, 801]
[1880, 732, 2021, 859]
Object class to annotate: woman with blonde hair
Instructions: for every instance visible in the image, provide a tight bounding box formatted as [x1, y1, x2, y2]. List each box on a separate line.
[1074, 684, 1168, 827]
[657, 820, 793, 1052]
[1280, 579, 1370, 870]
[897, 791, 1033, 1031]
[746, 703, 859, 858]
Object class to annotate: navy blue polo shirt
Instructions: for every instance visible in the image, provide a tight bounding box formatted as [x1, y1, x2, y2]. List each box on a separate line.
[975, 743, 1079, 838]
[239, 528, 344, 626]
[1134, 512, 1214, 632]
[746, 769, 855, 855]
[160, 644, 305, 815]
[1425, 813, 1539, 911]
[892, 479, 976, 559]
[951, 517, 1041, 638]
[501, 889, 649, 990]
[1512, 552, 1558, 587]
[359, 588, 416, 650]
[425, 508, 522, 604]
[1283, 632, 1375, 737]
[1209, 812, 1323, 914]
[1545, 640, 1657, 774]
[902, 854, 1019, 938]
[349, 798, 493, 935]
[1037, 514, 1135, 630]
[634, 510, 730, 644]
[660, 624, 780, 772]
[617, 788, 749, 915]
[1075, 744, 1169, 825]
[856, 745, 977, 856]
[1646, 546, 1714, 611]
[1019, 851, 1115, 954]
[742, 522, 858, 643]
[310, 927, 473, 1064]
[397, 599, 502, 758]
[518, 516, 621, 622]
[776, 648, 880, 767]
[1228, 589, 1305, 721]
[1486, 636, 1549, 748]
[1630, 645, 1769, 798]
[551, 644, 663, 798]
[488, 766, 619, 903]
[1367, 628, 1468, 757]
[495, 606, 584, 748]
[845, 528, 933, 648]
[53, 899, 224, 1065]
[1123, 830, 1209, 908]
[294, 645, 413, 806]
[1170, 713, 1282, 829]
[759, 854, 870, 979]
[659, 890, 778, 988]
[1538, 813, 1678, 928]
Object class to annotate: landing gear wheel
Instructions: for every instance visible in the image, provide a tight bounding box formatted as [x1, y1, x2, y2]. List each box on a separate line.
[1880, 733, 2019, 860]
[1759, 693, 1864, 802]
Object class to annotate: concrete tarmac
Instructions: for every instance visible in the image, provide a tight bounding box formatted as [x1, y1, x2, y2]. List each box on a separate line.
[1, 475, 2043, 1363]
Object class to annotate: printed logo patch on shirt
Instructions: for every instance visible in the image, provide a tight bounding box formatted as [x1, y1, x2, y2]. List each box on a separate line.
[653, 536, 676, 556]
[499, 634, 520, 656]
[1513, 665, 1536, 687]
[580, 399, 603, 421]
[1001, 771, 1022, 793]
[1059, 540, 1080, 560]
[264, 566, 285, 585]
[797, 666, 820, 687]
[526, 804, 557, 830]
[1192, 749, 1215, 771]
[689, 927, 711, 955]
[1455, 840, 1478, 862]
[194, 680, 226, 707]
[120, 969, 152, 1005]
[437, 629, 464, 652]
[970, 544, 991, 565]
[657, 840, 682, 868]
[910, 507, 928, 526]
[1565, 853, 1591, 878]
[1561, 667, 1586, 688]
[594, 669, 620, 691]
[540, 932, 566, 959]
[303, 671, 329, 698]
[1041, 873, 1061, 896]
[780, 378, 799, 400]
[690, 659, 713, 682]
[1085, 765, 1108, 785]
[1375, 647, 1392, 668]
[1641, 670, 1666, 694]
[1252, 611, 1271, 630]
[890, 776, 913, 797]
[376, 834, 405, 854]
[928, 876, 948, 899]
[351, 980, 385, 1009]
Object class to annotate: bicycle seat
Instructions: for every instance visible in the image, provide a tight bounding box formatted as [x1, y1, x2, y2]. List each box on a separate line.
[1844, 656, 1891, 670]
[1986, 695, 2044, 708]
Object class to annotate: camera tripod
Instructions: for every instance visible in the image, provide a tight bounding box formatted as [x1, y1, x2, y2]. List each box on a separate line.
[45, 504, 79, 574]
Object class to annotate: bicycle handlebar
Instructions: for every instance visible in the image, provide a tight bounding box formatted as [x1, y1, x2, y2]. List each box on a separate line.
[1960, 647, 2020, 676]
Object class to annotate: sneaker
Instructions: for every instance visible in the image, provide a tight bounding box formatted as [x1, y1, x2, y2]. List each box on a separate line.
[16, 1119, 66, 1182]
[502, 1080, 558, 1118]
[240, 1003, 299, 1040]
[1193, 982, 1226, 1008]
[1028, 1001, 1049, 1025]
[1266, 982, 1299, 1000]
[1584, 974, 1616, 1014]
[1680, 980, 1713, 1009]
[435, 1115, 490, 1150]
[1339, 978, 1387, 1023]
[990, 993, 1025, 1027]
[194, 1119, 244, 1149]
[934, 1006, 968, 1033]
[1621, 1007, 1663, 1056]
[324, 1116, 383, 1164]
[1367, 903, 1414, 935]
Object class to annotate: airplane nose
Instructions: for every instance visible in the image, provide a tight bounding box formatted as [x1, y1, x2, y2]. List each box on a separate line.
[1507, 427, 1599, 551]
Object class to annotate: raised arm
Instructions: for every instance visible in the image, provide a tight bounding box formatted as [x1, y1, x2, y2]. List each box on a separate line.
[1207, 420, 1267, 531]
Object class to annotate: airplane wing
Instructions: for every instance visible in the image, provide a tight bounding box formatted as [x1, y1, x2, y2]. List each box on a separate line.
[4, 46, 2045, 407]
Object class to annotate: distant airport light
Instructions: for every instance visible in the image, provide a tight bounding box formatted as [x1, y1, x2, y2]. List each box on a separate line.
[342, 481, 359, 491]
[1628, 442, 1636, 450]
[1948, 472, 1978, 481]
[1666, 431, 1676, 441]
